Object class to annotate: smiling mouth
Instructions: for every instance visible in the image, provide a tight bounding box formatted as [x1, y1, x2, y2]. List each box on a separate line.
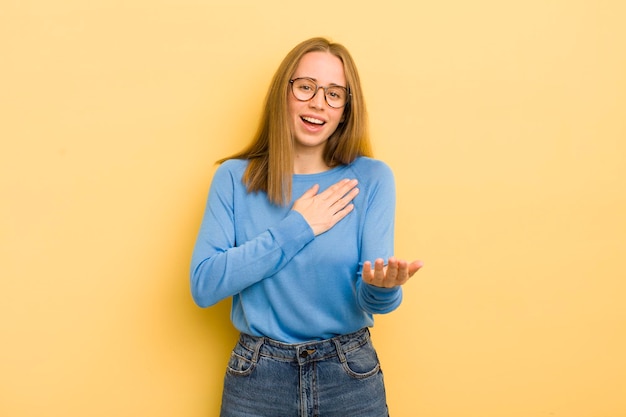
[301, 116, 325, 126]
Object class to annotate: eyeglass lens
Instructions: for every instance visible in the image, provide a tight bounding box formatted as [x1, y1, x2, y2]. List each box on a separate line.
[291, 78, 348, 108]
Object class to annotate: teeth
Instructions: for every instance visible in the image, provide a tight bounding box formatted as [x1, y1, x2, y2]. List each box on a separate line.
[302, 116, 324, 125]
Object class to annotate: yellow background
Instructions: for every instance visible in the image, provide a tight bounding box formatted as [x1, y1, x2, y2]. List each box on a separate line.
[2, 1, 625, 416]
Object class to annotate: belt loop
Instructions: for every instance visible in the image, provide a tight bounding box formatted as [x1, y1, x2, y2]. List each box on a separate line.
[251, 336, 264, 364]
[332, 338, 347, 364]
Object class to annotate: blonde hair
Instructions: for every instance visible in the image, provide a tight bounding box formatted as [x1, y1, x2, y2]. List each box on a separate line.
[220, 37, 372, 205]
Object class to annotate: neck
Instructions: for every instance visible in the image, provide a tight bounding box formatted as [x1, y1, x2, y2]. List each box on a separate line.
[293, 150, 329, 175]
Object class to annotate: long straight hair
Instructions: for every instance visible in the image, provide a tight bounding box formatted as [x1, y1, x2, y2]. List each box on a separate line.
[219, 37, 372, 206]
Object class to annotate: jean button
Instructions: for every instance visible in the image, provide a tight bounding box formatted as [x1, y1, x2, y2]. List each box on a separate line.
[299, 349, 315, 358]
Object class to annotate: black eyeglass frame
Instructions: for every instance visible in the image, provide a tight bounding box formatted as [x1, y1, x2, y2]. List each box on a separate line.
[289, 77, 351, 109]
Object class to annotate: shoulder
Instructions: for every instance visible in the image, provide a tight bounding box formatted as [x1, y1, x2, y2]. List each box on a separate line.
[209, 159, 249, 194]
[217, 158, 248, 175]
[348, 157, 395, 202]
[212, 158, 248, 182]
[349, 157, 394, 183]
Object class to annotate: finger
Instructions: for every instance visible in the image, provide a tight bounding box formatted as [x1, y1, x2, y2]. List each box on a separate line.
[330, 202, 355, 223]
[331, 187, 359, 212]
[336, 179, 359, 199]
[362, 259, 382, 285]
[373, 258, 386, 285]
[301, 183, 320, 198]
[385, 257, 399, 282]
[318, 179, 349, 200]
[407, 260, 424, 277]
[393, 259, 409, 285]
[394, 259, 423, 285]
[320, 179, 357, 200]
[362, 261, 372, 279]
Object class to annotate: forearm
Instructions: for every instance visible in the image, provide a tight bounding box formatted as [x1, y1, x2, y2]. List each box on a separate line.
[190, 210, 314, 307]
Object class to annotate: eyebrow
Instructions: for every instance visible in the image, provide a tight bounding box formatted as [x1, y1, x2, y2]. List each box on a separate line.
[296, 76, 348, 89]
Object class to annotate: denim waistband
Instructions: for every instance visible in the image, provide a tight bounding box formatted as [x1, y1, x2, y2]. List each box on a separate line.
[237, 327, 371, 364]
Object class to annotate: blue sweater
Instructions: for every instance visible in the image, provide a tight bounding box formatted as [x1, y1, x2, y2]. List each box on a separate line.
[190, 157, 402, 343]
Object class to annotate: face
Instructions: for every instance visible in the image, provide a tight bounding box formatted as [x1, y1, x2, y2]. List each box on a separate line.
[288, 51, 346, 156]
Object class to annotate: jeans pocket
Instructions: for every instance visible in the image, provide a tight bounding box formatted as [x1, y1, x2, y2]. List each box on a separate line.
[226, 342, 257, 376]
[340, 341, 381, 379]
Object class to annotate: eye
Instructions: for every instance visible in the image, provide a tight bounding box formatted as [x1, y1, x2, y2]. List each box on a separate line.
[294, 79, 316, 90]
[327, 88, 344, 100]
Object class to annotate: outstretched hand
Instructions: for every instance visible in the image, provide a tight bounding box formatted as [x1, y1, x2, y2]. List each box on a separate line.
[362, 257, 423, 288]
[292, 179, 359, 236]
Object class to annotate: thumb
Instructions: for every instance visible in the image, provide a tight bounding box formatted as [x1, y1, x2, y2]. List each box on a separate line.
[408, 260, 424, 277]
[301, 183, 320, 198]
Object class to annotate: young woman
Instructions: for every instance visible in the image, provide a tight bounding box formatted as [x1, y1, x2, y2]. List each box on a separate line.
[191, 37, 423, 417]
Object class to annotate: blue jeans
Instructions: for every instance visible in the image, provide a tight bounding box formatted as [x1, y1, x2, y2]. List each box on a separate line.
[220, 327, 389, 417]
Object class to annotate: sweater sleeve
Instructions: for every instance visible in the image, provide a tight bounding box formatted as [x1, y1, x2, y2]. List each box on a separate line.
[355, 161, 403, 314]
[190, 163, 314, 307]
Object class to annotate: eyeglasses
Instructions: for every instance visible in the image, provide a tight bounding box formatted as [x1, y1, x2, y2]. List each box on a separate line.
[289, 77, 350, 109]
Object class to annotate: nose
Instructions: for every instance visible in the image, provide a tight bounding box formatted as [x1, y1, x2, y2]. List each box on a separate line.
[309, 86, 326, 109]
